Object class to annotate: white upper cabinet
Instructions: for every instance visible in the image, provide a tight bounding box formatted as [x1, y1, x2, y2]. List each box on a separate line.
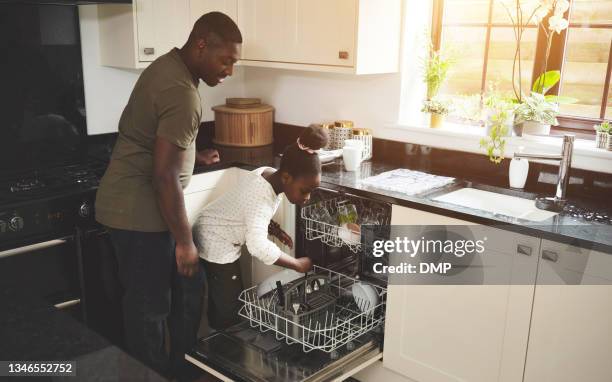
[189, 0, 237, 25]
[135, 0, 191, 62]
[97, 0, 202, 69]
[97, 0, 400, 73]
[236, 0, 401, 74]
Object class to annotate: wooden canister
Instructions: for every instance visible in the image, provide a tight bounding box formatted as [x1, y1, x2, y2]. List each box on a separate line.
[212, 99, 274, 147]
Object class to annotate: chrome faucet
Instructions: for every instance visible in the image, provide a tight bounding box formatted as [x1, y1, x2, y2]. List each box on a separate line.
[513, 134, 574, 212]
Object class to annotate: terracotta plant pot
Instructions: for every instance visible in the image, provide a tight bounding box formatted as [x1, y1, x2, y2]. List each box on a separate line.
[430, 113, 444, 128]
[596, 131, 609, 149]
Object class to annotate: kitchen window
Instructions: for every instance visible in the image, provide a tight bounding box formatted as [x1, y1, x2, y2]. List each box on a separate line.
[430, 0, 612, 136]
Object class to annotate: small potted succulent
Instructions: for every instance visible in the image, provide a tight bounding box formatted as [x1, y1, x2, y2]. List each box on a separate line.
[421, 98, 450, 128]
[594, 120, 610, 149]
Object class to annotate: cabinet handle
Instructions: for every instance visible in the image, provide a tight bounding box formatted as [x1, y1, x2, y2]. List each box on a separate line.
[54, 299, 81, 310]
[542, 250, 558, 262]
[143, 47, 155, 55]
[338, 51, 349, 60]
[517, 244, 532, 256]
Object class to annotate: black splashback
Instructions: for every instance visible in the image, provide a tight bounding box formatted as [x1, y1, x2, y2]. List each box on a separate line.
[0, 3, 87, 172]
[270, 123, 612, 204]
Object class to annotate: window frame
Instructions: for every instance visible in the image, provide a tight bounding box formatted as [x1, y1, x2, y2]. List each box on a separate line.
[432, 0, 612, 135]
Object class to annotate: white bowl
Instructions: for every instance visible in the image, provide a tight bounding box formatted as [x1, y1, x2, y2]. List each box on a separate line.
[351, 282, 379, 313]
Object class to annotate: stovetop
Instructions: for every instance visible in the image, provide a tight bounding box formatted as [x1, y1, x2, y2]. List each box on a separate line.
[0, 161, 106, 207]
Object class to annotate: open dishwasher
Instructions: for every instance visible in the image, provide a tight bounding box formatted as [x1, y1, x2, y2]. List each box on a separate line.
[186, 188, 391, 382]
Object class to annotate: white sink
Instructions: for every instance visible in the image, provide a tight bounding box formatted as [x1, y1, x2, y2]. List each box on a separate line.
[433, 188, 559, 222]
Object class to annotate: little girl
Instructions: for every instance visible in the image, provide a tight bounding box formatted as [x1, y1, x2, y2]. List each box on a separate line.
[192, 125, 329, 330]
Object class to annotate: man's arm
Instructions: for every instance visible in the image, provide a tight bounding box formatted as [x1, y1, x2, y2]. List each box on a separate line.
[153, 137, 199, 277]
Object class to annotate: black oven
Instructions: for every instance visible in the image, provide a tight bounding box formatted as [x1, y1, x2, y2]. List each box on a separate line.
[0, 228, 84, 320]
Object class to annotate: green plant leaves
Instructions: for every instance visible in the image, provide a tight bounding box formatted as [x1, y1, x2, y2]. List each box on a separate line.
[532, 70, 561, 95]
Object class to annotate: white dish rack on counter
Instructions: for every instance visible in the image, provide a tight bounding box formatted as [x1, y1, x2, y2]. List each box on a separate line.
[238, 266, 387, 357]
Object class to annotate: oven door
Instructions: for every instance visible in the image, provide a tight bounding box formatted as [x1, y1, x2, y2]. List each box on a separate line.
[0, 232, 83, 319]
[186, 321, 382, 382]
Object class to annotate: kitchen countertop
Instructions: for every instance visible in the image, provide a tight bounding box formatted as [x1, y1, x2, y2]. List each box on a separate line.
[0, 287, 167, 381]
[194, 145, 612, 253]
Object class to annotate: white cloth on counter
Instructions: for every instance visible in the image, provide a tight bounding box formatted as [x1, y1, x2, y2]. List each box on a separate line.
[359, 169, 455, 195]
[192, 166, 284, 265]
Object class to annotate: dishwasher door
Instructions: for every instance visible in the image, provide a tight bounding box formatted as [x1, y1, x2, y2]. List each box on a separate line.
[185, 321, 382, 382]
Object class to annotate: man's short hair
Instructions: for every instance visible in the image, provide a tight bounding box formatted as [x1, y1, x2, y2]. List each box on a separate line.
[191, 12, 242, 45]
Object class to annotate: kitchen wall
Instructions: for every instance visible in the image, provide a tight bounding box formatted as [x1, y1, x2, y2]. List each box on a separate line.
[78, 5, 245, 135]
[241, 67, 403, 131]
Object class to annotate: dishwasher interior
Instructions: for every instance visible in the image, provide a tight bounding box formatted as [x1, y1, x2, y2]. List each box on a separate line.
[187, 188, 391, 382]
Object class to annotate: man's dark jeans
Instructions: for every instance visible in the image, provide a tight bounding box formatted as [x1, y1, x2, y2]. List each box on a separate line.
[107, 228, 204, 379]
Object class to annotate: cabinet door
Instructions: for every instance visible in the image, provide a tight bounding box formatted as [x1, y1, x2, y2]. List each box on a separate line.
[135, 0, 190, 62]
[289, 0, 356, 66]
[382, 205, 537, 382]
[237, 0, 290, 62]
[524, 241, 612, 382]
[189, 0, 237, 25]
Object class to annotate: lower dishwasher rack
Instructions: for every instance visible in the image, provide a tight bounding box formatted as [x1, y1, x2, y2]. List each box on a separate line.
[238, 265, 387, 355]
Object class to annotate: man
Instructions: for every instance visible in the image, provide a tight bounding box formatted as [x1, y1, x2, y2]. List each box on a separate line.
[94, 12, 241, 378]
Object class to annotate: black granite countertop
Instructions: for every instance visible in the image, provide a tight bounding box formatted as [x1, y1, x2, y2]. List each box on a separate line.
[0, 287, 167, 381]
[193, 144, 612, 254]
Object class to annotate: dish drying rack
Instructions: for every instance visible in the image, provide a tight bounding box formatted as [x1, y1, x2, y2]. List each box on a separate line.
[238, 266, 386, 356]
[301, 197, 390, 253]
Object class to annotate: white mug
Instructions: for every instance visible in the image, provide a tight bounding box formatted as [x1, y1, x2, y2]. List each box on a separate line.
[343, 146, 362, 171]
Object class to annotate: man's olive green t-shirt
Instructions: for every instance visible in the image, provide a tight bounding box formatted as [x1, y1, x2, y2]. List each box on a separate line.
[95, 49, 202, 232]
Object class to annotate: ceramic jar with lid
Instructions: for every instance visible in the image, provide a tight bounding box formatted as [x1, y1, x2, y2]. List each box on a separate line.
[330, 120, 354, 150]
[351, 128, 372, 160]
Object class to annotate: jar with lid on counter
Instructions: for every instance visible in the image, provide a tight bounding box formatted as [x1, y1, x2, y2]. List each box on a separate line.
[352, 128, 372, 160]
[330, 120, 354, 150]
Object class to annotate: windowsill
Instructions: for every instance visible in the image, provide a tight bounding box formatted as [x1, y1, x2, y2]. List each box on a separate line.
[378, 121, 612, 174]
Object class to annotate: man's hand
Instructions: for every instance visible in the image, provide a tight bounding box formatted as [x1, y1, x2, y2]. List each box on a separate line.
[175, 241, 199, 277]
[196, 149, 220, 166]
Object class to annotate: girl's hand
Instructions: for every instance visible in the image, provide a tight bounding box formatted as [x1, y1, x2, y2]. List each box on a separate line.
[293, 257, 313, 273]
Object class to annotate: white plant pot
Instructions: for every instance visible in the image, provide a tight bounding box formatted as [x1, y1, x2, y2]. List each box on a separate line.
[522, 121, 551, 136]
[596, 132, 609, 149]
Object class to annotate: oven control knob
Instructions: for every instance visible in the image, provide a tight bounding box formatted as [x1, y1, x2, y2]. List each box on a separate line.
[78, 202, 91, 218]
[9, 216, 24, 232]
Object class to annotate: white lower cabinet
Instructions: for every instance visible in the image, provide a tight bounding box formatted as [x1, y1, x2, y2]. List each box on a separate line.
[374, 205, 539, 382]
[523, 240, 612, 382]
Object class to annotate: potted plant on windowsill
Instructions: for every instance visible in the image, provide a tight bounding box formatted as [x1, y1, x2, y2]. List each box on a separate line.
[500, 0, 576, 135]
[594, 120, 610, 149]
[421, 98, 450, 128]
[514, 91, 559, 135]
[421, 42, 453, 128]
